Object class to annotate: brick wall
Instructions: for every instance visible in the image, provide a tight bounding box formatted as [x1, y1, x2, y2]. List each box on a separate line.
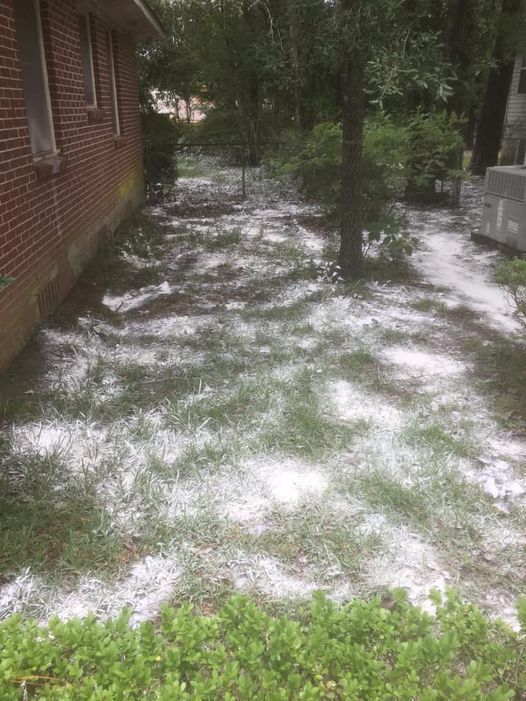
[0, 0, 145, 370]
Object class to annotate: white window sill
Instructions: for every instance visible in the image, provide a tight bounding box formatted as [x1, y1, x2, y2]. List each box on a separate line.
[33, 153, 65, 181]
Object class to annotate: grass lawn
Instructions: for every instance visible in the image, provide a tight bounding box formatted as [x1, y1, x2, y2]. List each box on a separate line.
[0, 157, 525, 627]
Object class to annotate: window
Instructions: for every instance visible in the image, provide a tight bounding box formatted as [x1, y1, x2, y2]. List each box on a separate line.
[518, 57, 526, 94]
[14, 0, 56, 157]
[107, 32, 120, 136]
[79, 15, 97, 106]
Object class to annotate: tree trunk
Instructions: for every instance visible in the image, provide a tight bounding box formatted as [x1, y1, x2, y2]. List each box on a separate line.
[245, 114, 260, 166]
[239, 76, 260, 165]
[338, 46, 365, 279]
[470, 0, 522, 174]
[184, 97, 192, 124]
[444, 0, 473, 120]
[443, 0, 476, 204]
[464, 104, 477, 149]
[470, 59, 514, 174]
[287, 0, 306, 131]
[241, 0, 261, 165]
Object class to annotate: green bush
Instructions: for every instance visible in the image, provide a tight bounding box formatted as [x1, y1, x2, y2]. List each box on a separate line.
[0, 275, 14, 289]
[142, 113, 181, 197]
[274, 119, 408, 214]
[405, 111, 464, 196]
[183, 107, 242, 145]
[275, 123, 342, 208]
[1, 591, 525, 700]
[495, 258, 526, 326]
[271, 119, 415, 260]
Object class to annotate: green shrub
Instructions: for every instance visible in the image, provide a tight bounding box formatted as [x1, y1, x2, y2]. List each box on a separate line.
[142, 113, 181, 197]
[183, 106, 283, 163]
[495, 258, 526, 326]
[275, 123, 342, 208]
[405, 111, 464, 196]
[274, 119, 408, 214]
[0, 275, 14, 289]
[1, 591, 525, 699]
[271, 119, 415, 260]
[183, 107, 242, 145]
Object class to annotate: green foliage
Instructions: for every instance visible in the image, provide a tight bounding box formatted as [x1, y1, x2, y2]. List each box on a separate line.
[184, 107, 242, 144]
[363, 117, 409, 206]
[495, 258, 526, 325]
[275, 119, 408, 211]
[142, 114, 180, 196]
[0, 592, 525, 699]
[361, 118, 417, 258]
[0, 275, 14, 289]
[272, 119, 416, 259]
[276, 114, 461, 255]
[366, 29, 455, 111]
[405, 111, 465, 193]
[274, 123, 341, 207]
[137, 1, 203, 114]
[141, 0, 514, 272]
[277, 105, 472, 262]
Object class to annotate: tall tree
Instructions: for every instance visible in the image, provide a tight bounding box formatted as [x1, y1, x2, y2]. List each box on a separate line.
[338, 0, 366, 279]
[141, 0, 503, 277]
[137, 0, 203, 115]
[471, 0, 526, 174]
[335, 0, 454, 277]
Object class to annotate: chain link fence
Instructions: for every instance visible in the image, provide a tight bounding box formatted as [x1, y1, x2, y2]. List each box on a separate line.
[144, 140, 291, 203]
[144, 142, 250, 203]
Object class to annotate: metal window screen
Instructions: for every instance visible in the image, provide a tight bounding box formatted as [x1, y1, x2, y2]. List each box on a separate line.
[14, 0, 55, 156]
[79, 15, 96, 105]
[107, 32, 120, 135]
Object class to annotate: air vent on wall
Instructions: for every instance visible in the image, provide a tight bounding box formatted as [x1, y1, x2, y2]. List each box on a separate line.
[37, 275, 59, 319]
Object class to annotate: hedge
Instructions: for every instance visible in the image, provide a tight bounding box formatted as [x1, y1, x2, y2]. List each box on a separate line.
[1, 591, 525, 700]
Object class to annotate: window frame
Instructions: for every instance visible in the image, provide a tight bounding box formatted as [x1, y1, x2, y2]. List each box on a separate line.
[16, 0, 57, 159]
[107, 31, 121, 136]
[79, 13, 97, 108]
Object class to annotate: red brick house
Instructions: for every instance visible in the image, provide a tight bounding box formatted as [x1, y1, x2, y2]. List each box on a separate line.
[0, 0, 163, 370]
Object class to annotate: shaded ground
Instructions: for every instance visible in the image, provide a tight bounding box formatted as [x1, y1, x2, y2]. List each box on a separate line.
[1, 157, 525, 626]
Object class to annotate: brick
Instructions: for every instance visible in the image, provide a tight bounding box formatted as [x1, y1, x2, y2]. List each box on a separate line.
[0, 0, 146, 371]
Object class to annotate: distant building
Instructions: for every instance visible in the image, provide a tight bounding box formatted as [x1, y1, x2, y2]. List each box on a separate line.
[153, 92, 208, 123]
[501, 55, 526, 165]
[0, 0, 163, 370]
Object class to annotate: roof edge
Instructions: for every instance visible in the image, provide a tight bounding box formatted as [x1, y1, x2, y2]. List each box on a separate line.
[132, 0, 165, 39]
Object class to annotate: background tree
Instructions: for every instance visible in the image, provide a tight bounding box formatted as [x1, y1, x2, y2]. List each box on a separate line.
[140, 0, 521, 277]
[138, 0, 202, 116]
[471, 0, 526, 174]
[334, 0, 456, 277]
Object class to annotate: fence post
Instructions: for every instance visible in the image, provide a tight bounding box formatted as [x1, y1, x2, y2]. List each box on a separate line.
[241, 156, 246, 200]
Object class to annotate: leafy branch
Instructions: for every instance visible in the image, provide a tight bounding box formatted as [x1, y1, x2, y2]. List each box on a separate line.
[496, 258, 526, 326]
[0, 275, 14, 289]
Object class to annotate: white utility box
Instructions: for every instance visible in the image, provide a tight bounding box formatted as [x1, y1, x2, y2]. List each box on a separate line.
[480, 166, 526, 252]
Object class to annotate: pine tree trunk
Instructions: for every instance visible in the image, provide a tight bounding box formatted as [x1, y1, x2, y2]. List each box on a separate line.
[470, 60, 514, 174]
[444, 0, 473, 120]
[246, 114, 260, 166]
[470, 0, 521, 174]
[338, 47, 365, 279]
[242, 0, 261, 165]
[443, 0, 475, 205]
